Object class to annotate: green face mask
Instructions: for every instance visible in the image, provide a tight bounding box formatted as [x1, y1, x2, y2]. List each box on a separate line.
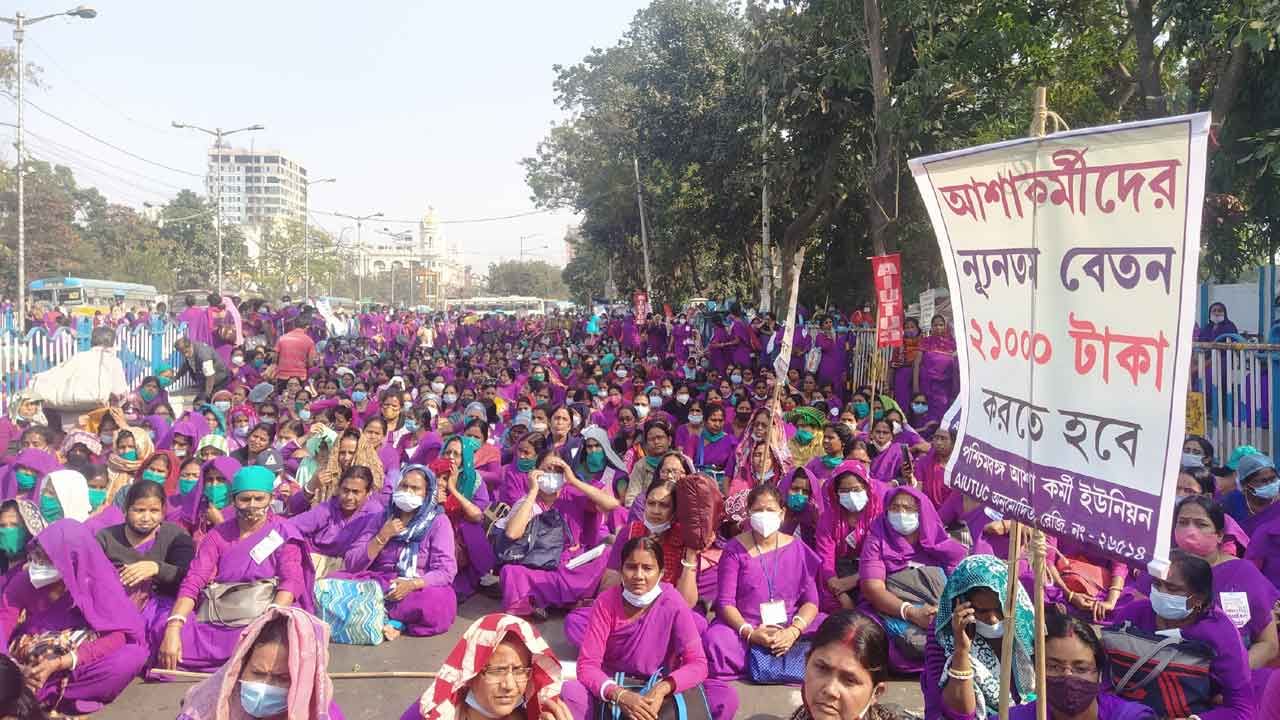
[179, 478, 199, 495]
[14, 470, 36, 491]
[157, 376, 173, 388]
[645, 456, 661, 469]
[88, 488, 107, 509]
[204, 484, 229, 509]
[140, 388, 157, 402]
[40, 495, 63, 523]
[142, 470, 167, 485]
[0, 526, 27, 556]
[822, 454, 843, 469]
[517, 458, 536, 473]
[852, 401, 870, 418]
[794, 429, 815, 445]
[120, 449, 139, 462]
[874, 410, 885, 421]
[586, 449, 606, 473]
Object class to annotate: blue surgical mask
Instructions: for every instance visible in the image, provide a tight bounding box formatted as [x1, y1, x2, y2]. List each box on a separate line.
[911, 402, 928, 415]
[352, 391, 368, 403]
[1149, 587, 1193, 621]
[240, 681, 288, 719]
[1252, 479, 1280, 500]
[404, 419, 419, 433]
[299, 409, 312, 422]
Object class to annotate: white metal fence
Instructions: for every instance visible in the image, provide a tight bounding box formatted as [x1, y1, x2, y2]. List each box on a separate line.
[1190, 340, 1277, 455]
[0, 320, 191, 411]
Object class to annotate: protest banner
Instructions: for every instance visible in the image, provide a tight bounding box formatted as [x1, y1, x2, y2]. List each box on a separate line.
[872, 254, 904, 347]
[908, 112, 1211, 578]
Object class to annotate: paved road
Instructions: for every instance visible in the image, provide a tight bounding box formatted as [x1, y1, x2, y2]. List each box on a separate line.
[99, 594, 926, 719]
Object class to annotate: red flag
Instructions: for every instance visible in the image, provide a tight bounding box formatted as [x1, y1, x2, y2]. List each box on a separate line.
[871, 254, 904, 347]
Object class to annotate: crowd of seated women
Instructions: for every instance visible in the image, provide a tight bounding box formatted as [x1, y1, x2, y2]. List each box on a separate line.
[3, 304, 1278, 720]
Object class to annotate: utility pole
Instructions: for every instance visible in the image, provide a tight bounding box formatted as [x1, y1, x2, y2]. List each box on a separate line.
[172, 120, 264, 295]
[334, 211, 383, 305]
[1, 5, 97, 321]
[760, 82, 773, 313]
[302, 176, 335, 300]
[632, 156, 653, 300]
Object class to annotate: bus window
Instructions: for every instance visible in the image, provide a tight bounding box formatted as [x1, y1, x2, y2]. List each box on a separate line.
[32, 290, 54, 304]
[61, 288, 83, 304]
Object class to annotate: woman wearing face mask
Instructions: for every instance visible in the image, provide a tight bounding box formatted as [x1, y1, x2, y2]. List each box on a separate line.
[0, 391, 46, 460]
[177, 606, 342, 720]
[105, 424, 154, 501]
[911, 315, 959, 425]
[1106, 550, 1253, 720]
[858, 485, 966, 673]
[177, 457, 242, 543]
[998, 606, 1156, 720]
[500, 433, 549, 507]
[430, 438, 496, 602]
[289, 466, 380, 579]
[703, 485, 822, 712]
[560, 536, 726, 720]
[225, 406, 259, 453]
[1199, 301, 1239, 342]
[804, 422, 855, 488]
[0, 500, 34, 580]
[924, 555, 1035, 719]
[200, 400, 230, 437]
[34, 469, 92, 526]
[1168, 496, 1279, 697]
[687, 404, 737, 486]
[160, 465, 313, 672]
[0, 448, 59, 502]
[96, 481, 195, 647]
[787, 408, 828, 467]
[161, 415, 210, 464]
[815, 461, 885, 611]
[0, 520, 147, 715]
[334, 464, 457, 641]
[497, 451, 621, 620]
[397, 612, 572, 720]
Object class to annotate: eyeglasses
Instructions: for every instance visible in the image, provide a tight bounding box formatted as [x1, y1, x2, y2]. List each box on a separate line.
[1045, 661, 1098, 677]
[478, 665, 532, 683]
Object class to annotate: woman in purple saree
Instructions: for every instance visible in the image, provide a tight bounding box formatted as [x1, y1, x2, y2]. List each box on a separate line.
[158, 466, 314, 673]
[334, 463, 457, 639]
[913, 315, 959, 425]
[0, 519, 148, 715]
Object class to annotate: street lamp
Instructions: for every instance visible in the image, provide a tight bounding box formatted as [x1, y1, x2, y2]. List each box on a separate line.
[170, 120, 264, 295]
[333, 211, 383, 304]
[301, 176, 335, 299]
[518, 233, 547, 262]
[0, 5, 96, 321]
[375, 227, 412, 306]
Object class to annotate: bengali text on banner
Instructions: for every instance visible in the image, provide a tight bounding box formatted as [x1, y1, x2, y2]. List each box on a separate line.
[907, 113, 1211, 577]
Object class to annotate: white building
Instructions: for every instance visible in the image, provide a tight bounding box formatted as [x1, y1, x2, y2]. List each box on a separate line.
[206, 146, 309, 254]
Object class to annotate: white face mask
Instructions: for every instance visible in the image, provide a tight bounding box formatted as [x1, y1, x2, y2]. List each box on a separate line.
[636, 405, 651, 419]
[839, 490, 868, 512]
[392, 490, 424, 513]
[643, 518, 671, 535]
[974, 619, 1004, 639]
[687, 413, 703, 425]
[532, 421, 549, 433]
[28, 562, 61, 589]
[622, 583, 663, 608]
[537, 472, 565, 494]
[431, 382, 445, 393]
[887, 511, 920, 535]
[749, 510, 783, 538]
[676, 393, 690, 405]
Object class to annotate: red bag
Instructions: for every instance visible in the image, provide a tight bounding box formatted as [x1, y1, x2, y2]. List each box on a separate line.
[677, 473, 723, 551]
[1056, 554, 1109, 597]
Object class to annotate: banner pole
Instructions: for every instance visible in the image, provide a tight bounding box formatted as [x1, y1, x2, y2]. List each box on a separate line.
[998, 520, 1022, 720]
[1029, 86, 1050, 720]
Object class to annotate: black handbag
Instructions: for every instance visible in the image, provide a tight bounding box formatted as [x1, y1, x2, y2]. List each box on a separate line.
[883, 565, 946, 661]
[1102, 621, 1213, 718]
[597, 669, 712, 720]
[491, 508, 567, 570]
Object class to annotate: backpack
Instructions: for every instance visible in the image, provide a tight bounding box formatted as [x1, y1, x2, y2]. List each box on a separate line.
[676, 473, 723, 552]
[1102, 621, 1213, 718]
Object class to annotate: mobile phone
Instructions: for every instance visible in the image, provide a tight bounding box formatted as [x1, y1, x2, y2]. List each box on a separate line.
[953, 597, 976, 641]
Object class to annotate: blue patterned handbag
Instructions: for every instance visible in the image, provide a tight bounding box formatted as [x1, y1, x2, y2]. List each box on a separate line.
[747, 639, 811, 685]
[314, 578, 386, 646]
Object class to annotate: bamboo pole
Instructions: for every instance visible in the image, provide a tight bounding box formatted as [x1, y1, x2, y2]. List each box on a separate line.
[1029, 85, 1050, 720]
[997, 520, 1023, 720]
[150, 669, 437, 682]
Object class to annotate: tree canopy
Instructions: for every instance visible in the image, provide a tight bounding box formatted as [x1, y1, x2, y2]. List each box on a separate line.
[525, 0, 1280, 310]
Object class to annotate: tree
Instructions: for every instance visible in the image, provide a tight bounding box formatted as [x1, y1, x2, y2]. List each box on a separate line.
[486, 259, 569, 299]
[158, 190, 248, 291]
[0, 159, 94, 296]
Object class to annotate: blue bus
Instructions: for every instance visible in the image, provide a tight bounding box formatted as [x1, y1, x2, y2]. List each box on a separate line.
[29, 277, 159, 317]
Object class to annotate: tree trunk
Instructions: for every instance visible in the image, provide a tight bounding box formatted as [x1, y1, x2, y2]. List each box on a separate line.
[1209, 40, 1249, 138]
[864, 0, 899, 256]
[1125, 0, 1168, 118]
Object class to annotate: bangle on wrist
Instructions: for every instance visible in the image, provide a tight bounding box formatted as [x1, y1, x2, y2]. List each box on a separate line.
[738, 623, 754, 639]
[166, 614, 187, 626]
[946, 667, 975, 681]
[898, 602, 912, 621]
[680, 559, 697, 569]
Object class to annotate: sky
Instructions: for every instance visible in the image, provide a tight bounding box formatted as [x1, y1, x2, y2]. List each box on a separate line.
[1, 1, 652, 269]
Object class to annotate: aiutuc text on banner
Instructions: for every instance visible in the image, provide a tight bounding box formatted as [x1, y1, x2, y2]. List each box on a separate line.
[908, 113, 1211, 576]
[872, 254, 904, 348]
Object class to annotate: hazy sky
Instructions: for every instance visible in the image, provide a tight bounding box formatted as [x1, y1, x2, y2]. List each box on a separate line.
[2, 1, 652, 268]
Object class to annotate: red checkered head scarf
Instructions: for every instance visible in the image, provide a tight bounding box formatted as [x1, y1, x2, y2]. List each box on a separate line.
[415, 613, 563, 720]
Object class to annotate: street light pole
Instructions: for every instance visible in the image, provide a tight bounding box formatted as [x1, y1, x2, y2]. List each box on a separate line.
[171, 120, 264, 295]
[334, 211, 383, 306]
[0, 5, 96, 324]
[301, 176, 335, 300]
